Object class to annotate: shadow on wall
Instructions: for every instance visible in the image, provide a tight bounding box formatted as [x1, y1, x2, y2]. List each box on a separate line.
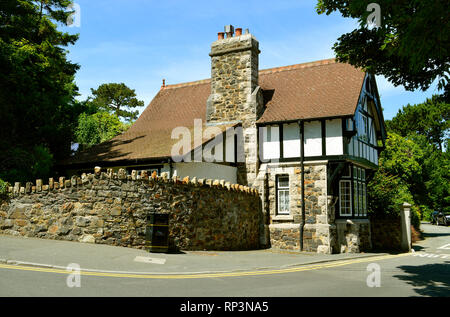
[393, 262, 450, 297]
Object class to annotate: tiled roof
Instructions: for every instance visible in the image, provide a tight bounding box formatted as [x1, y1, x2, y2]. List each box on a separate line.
[65, 59, 365, 165]
[257, 58, 365, 123]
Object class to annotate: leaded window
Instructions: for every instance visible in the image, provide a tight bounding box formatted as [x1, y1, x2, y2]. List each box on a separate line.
[339, 180, 352, 216]
[338, 164, 368, 218]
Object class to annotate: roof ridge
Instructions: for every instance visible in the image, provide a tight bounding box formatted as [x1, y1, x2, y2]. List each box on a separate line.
[164, 78, 211, 90]
[161, 58, 337, 90]
[259, 58, 337, 75]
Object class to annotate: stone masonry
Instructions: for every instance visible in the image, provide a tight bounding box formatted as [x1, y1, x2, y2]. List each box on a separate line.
[255, 162, 335, 253]
[206, 32, 264, 187]
[0, 168, 262, 251]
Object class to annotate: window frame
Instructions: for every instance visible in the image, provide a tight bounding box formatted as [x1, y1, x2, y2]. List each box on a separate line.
[337, 164, 368, 219]
[276, 175, 290, 215]
[339, 180, 352, 217]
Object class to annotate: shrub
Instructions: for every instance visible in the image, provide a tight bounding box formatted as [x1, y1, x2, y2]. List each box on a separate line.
[367, 169, 420, 230]
[0, 178, 10, 200]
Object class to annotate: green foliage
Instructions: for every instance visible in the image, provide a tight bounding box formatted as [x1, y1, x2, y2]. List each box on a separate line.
[386, 95, 450, 151]
[367, 169, 412, 217]
[385, 97, 450, 215]
[378, 133, 424, 187]
[0, 145, 53, 182]
[89, 83, 145, 122]
[0, 178, 10, 199]
[0, 0, 85, 183]
[420, 205, 434, 222]
[367, 132, 425, 229]
[316, 0, 450, 98]
[421, 143, 450, 214]
[368, 120, 449, 229]
[75, 112, 131, 147]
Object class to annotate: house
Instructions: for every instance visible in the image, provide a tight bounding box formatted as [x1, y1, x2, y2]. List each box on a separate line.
[62, 26, 386, 253]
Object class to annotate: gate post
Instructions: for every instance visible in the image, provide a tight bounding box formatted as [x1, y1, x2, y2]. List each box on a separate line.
[400, 202, 412, 252]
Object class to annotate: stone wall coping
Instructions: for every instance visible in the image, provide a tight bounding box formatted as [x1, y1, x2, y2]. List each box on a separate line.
[6, 167, 259, 197]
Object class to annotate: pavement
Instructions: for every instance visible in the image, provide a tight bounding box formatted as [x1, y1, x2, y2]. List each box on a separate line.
[0, 234, 392, 275]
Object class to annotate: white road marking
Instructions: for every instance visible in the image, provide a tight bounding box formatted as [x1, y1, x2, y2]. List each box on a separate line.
[437, 243, 450, 250]
[134, 256, 166, 265]
[412, 252, 449, 259]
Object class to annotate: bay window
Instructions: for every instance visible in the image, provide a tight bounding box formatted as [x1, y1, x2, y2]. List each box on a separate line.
[338, 164, 368, 218]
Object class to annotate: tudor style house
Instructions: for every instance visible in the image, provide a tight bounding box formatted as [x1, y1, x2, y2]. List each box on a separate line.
[63, 27, 386, 254]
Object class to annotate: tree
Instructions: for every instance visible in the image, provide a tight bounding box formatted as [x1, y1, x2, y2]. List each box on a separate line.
[75, 112, 131, 148]
[367, 132, 424, 228]
[0, 0, 84, 182]
[411, 134, 450, 215]
[316, 0, 450, 99]
[89, 83, 145, 122]
[386, 95, 450, 151]
[378, 132, 424, 188]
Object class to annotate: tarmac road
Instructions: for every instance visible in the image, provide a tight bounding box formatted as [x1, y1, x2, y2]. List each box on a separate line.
[0, 222, 448, 297]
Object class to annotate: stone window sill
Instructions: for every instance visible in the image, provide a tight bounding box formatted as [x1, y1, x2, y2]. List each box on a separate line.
[272, 215, 294, 222]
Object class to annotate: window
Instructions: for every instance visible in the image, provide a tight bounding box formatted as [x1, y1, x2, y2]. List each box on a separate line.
[277, 175, 290, 215]
[362, 183, 367, 217]
[358, 112, 369, 143]
[338, 164, 368, 218]
[339, 180, 352, 216]
[353, 181, 359, 216]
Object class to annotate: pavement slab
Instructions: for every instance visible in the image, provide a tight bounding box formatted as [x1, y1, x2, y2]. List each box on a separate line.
[0, 234, 389, 274]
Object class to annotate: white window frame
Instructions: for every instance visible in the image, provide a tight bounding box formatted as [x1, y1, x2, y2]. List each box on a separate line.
[353, 181, 359, 216]
[362, 183, 367, 217]
[339, 180, 352, 217]
[277, 175, 290, 215]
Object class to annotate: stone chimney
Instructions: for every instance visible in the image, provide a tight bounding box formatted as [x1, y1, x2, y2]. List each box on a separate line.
[206, 26, 263, 127]
[206, 26, 264, 187]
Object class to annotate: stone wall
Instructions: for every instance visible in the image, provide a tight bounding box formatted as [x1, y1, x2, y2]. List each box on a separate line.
[0, 168, 262, 251]
[370, 216, 402, 251]
[258, 162, 334, 253]
[336, 219, 372, 253]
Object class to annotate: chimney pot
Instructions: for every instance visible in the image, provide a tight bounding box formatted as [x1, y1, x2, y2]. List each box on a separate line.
[218, 32, 225, 40]
[224, 25, 234, 38]
[161, 79, 166, 89]
[235, 28, 242, 36]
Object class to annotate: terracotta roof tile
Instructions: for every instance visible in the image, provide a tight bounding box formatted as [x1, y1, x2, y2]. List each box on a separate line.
[66, 59, 365, 165]
[258, 59, 365, 123]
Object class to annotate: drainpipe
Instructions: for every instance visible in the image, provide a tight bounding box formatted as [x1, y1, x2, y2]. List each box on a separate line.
[299, 120, 305, 251]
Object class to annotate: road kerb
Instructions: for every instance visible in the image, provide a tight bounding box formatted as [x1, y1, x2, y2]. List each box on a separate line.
[0, 252, 412, 279]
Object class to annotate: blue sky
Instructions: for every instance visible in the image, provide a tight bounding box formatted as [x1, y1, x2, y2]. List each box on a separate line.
[62, 0, 440, 120]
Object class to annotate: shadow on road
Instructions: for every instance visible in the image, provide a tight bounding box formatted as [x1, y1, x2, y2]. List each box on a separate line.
[422, 232, 450, 238]
[393, 262, 450, 297]
[412, 245, 425, 252]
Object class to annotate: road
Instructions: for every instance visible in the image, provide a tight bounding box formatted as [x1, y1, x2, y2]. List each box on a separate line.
[0, 223, 448, 297]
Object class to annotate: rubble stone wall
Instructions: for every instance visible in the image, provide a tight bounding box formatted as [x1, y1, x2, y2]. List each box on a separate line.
[0, 168, 262, 251]
[370, 216, 402, 251]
